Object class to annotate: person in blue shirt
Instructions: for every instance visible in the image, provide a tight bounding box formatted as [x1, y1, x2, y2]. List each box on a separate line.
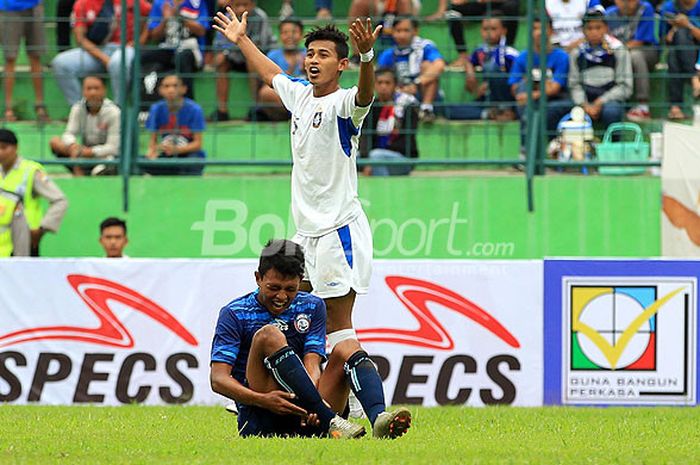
[144, 74, 206, 175]
[606, 0, 658, 121]
[659, 0, 700, 119]
[465, 16, 520, 120]
[209, 239, 411, 439]
[509, 14, 572, 150]
[377, 16, 446, 123]
[257, 17, 306, 121]
[140, 0, 209, 105]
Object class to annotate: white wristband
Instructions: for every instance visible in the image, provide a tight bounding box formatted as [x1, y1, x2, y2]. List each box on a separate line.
[360, 48, 374, 63]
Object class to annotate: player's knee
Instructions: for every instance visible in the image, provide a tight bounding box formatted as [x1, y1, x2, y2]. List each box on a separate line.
[331, 338, 361, 361]
[253, 324, 286, 349]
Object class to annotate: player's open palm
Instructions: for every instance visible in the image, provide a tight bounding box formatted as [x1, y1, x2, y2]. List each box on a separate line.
[213, 7, 248, 45]
[261, 390, 308, 416]
[349, 18, 382, 54]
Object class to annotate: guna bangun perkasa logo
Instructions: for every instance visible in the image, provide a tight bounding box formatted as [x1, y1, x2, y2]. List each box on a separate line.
[571, 285, 684, 371]
[564, 277, 696, 404]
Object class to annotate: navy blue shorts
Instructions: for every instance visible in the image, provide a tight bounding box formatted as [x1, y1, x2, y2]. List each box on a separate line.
[237, 404, 324, 438]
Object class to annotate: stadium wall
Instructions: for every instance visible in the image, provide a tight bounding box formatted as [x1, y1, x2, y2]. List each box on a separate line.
[42, 175, 660, 258]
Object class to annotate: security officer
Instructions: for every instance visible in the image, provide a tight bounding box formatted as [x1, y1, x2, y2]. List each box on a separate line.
[0, 129, 68, 257]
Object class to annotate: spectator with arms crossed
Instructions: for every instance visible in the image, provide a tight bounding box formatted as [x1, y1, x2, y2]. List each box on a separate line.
[213, 9, 412, 437]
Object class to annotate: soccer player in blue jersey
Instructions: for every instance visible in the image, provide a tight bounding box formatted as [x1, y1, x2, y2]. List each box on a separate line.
[214, 8, 412, 438]
[210, 240, 410, 438]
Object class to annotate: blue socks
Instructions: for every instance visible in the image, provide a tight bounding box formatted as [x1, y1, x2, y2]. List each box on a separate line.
[344, 350, 386, 425]
[265, 346, 335, 429]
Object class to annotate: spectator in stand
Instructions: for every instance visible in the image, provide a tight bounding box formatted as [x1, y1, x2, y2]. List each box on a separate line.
[377, 16, 446, 123]
[145, 74, 206, 175]
[99, 217, 128, 258]
[55, 0, 75, 52]
[257, 18, 305, 121]
[0, 129, 68, 257]
[50, 75, 120, 176]
[464, 16, 519, 121]
[0, 0, 49, 122]
[546, 0, 601, 50]
[140, 0, 209, 106]
[605, 0, 658, 121]
[569, 6, 632, 128]
[509, 14, 572, 148]
[659, 0, 700, 120]
[277, 0, 333, 19]
[360, 68, 419, 176]
[212, 0, 275, 121]
[425, 0, 519, 70]
[51, 0, 152, 106]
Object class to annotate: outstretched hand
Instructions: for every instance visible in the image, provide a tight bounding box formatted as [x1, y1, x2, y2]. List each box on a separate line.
[213, 7, 248, 45]
[349, 17, 382, 54]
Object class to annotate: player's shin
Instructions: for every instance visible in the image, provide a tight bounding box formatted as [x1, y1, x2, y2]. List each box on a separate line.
[343, 350, 386, 425]
[264, 346, 335, 428]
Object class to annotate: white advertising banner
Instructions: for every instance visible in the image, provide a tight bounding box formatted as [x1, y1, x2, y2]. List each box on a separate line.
[0, 259, 543, 407]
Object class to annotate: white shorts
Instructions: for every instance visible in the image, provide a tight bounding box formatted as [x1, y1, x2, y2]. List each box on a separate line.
[292, 215, 373, 299]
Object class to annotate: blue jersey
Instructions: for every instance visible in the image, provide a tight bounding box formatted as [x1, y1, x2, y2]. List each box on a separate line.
[659, 0, 700, 38]
[377, 36, 443, 85]
[210, 290, 327, 384]
[606, 1, 657, 45]
[508, 48, 570, 89]
[145, 98, 206, 159]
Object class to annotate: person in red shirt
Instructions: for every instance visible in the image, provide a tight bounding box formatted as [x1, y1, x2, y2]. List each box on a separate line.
[51, 0, 151, 106]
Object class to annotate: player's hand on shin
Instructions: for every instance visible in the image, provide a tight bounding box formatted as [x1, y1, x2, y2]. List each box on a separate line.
[259, 390, 308, 416]
[213, 7, 248, 45]
[301, 412, 320, 428]
[349, 17, 382, 54]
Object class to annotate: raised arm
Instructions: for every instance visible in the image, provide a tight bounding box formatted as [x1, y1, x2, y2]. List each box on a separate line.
[349, 18, 382, 107]
[213, 8, 282, 87]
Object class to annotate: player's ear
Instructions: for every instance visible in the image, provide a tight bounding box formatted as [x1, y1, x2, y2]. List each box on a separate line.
[338, 57, 349, 72]
[254, 271, 262, 286]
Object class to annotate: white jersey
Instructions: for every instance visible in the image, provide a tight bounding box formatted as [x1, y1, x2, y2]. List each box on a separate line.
[272, 73, 372, 237]
[546, 0, 590, 47]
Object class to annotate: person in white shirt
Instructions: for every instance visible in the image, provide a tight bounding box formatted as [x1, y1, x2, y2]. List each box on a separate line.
[546, 0, 600, 49]
[213, 10, 411, 438]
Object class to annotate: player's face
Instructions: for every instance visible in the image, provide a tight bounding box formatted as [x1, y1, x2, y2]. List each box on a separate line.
[584, 20, 606, 45]
[305, 40, 348, 86]
[392, 19, 415, 47]
[375, 73, 396, 101]
[280, 23, 302, 50]
[0, 141, 18, 168]
[482, 18, 505, 46]
[99, 225, 128, 258]
[255, 268, 301, 315]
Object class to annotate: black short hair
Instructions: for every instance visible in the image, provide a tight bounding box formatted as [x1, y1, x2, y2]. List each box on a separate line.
[258, 239, 305, 279]
[375, 67, 397, 81]
[0, 128, 18, 146]
[159, 73, 184, 86]
[394, 15, 419, 30]
[100, 217, 127, 234]
[280, 17, 303, 33]
[304, 24, 349, 59]
[483, 12, 505, 25]
[532, 12, 553, 28]
[583, 5, 607, 24]
[83, 75, 106, 86]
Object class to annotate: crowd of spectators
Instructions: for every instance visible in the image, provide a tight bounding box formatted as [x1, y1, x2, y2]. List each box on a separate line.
[2, 0, 700, 175]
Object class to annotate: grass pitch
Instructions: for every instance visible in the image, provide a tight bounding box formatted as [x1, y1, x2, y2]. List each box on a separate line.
[1, 405, 699, 464]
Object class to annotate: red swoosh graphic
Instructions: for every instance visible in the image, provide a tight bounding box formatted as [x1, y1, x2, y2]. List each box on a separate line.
[0, 274, 198, 348]
[357, 276, 520, 350]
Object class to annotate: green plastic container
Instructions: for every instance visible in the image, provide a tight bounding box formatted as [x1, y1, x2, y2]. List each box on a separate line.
[596, 123, 649, 175]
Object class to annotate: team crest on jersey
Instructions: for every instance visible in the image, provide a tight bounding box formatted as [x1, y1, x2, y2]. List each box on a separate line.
[270, 318, 289, 332]
[312, 109, 323, 128]
[294, 313, 310, 333]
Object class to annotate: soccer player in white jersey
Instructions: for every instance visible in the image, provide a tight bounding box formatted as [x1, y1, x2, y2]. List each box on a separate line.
[214, 10, 411, 438]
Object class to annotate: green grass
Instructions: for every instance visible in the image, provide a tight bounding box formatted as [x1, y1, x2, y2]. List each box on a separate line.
[1, 406, 699, 464]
